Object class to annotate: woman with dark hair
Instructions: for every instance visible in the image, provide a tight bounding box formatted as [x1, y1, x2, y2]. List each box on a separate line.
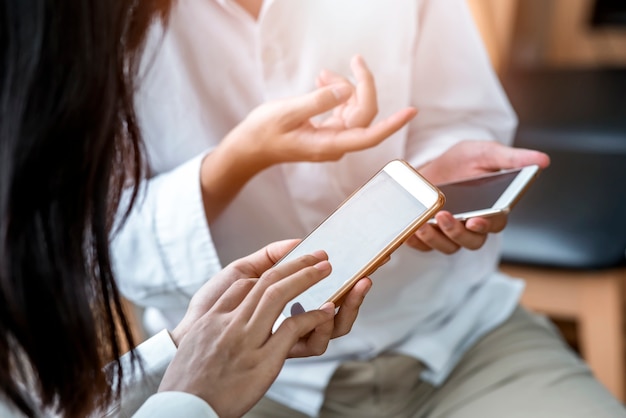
[0, 1, 378, 417]
[109, 0, 626, 417]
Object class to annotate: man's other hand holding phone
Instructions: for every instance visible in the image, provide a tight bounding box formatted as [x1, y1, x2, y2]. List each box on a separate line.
[406, 140, 551, 254]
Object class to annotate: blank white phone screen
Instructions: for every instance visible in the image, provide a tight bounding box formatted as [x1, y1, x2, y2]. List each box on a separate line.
[279, 170, 429, 318]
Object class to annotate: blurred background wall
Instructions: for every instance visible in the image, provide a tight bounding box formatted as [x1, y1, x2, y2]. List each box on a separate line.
[467, 0, 626, 403]
[468, 0, 626, 72]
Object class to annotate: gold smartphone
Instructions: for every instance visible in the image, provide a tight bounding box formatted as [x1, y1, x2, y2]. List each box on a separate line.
[273, 159, 445, 330]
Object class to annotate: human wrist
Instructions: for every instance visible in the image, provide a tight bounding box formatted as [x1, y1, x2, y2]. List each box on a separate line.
[198, 142, 261, 223]
[169, 320, 190, 348]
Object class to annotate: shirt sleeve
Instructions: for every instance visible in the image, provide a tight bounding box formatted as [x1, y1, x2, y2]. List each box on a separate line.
[405, 0, 518, 168]
[102, 330, 178, 417]
[132, 393, 218, 418]
[110, 153, 223, 311]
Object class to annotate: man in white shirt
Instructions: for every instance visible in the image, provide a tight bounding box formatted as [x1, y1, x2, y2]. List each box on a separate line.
[113, 0, 625, 416]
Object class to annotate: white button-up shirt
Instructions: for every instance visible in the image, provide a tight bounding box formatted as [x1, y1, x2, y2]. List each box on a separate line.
[112, 0, 522, 415]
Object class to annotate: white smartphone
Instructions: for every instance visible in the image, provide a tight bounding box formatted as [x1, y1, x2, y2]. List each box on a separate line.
[272, 159, 445, 331]
[428, 165, 541, 224]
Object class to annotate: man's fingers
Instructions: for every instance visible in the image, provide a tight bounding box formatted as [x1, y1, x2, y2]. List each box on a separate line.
[280, 84, 353, 128]
[508, 148, 551, 170]
[325, 107, 418, 154]
[317, 68, 352, 87]
[405, 233, 432, 251]
[307, 107, 417, 159]
[465, 213, 508, 234]
[415, 223, 461, 254]
[478, 141, 551, 171]
[348, 55, 378, 127]
[434, 213, 487, 251]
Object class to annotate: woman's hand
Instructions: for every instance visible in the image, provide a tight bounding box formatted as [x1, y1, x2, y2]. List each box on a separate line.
[406, 140, 550, 254]
[162, 240, 371, 418]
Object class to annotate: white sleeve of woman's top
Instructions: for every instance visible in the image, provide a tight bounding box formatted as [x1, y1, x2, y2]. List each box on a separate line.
[102, 329, 177, 417]
[102, 329, 216, 418]
[133, 392, 218, 418]
[405, 0, 518, 169]
[109, 153, 223, 311]
[0, 331, 218, 417]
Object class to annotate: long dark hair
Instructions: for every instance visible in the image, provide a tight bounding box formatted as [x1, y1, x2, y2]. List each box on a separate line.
[0, 1, 169, 416]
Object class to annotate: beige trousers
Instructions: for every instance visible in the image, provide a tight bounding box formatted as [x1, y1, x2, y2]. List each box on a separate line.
[245, 307, 626, 417]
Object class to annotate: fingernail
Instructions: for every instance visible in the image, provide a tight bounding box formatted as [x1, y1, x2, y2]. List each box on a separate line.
[331, 84, 351, 100]
[320, 302, 335, 314]
[314, 260, 331, 271]
[363, 282, 372, 296]
[471, 223, 486, 234]
[353, 54, 367, 69]
[440, 217, 453, 230]
[311, 250, 327, 260]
